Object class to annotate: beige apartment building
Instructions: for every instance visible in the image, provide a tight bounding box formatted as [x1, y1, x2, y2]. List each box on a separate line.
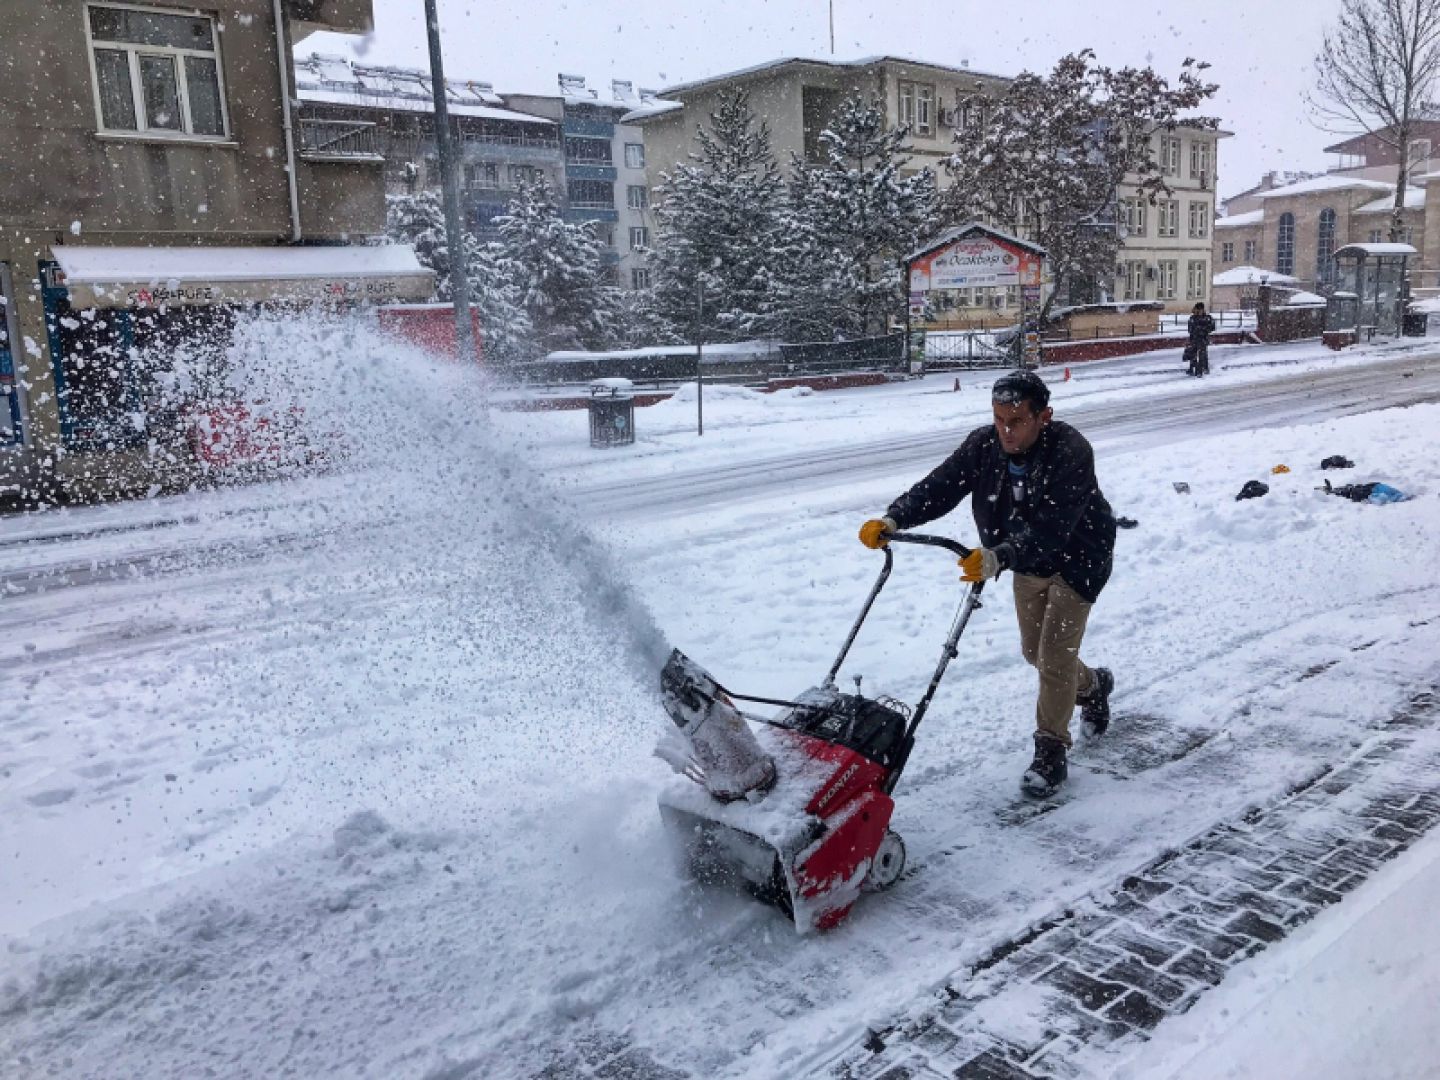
[1, 0, 427, 502]
[626, 56, 1223, 316]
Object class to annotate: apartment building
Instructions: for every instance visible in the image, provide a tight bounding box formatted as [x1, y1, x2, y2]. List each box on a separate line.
[294, 60, 660, 288]
[1, 0, 425, 501]
[628, 55, 1222, 316]
[293, 54, 567, 221]
[1114, 127, 1225, 311]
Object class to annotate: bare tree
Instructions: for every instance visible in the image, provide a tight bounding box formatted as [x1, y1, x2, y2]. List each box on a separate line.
[1312, 0, 1440, 242]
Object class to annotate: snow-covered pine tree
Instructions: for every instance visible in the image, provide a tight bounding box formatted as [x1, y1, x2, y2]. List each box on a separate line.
[386, 191, 453, 288]
[494, 180, 621, 352]
[650, 88, 785, 342]
[384, 191, 535, 367]
[767, 94, 937, 341]
[943, 51, 1218, 317]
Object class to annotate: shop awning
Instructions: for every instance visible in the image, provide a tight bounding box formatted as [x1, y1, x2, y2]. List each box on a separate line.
[52, 244, 434, 309]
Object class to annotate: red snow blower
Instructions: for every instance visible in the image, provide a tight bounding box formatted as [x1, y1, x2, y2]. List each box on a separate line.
[656, 531, 985, 932]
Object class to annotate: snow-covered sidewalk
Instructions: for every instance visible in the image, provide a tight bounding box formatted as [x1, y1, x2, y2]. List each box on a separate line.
[1129, 821, 1440, 1080]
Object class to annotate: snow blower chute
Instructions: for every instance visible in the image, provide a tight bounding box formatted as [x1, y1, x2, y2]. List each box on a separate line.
[655, 531, 985, 932]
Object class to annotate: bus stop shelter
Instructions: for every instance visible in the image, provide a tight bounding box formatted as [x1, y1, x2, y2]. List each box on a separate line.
[1327, 242, 1416, 338]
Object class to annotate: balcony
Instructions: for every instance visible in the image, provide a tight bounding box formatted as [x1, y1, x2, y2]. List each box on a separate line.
[288, 0, 374, 38]
[461, 132, 561, 152]
[299, 118, 383, 162]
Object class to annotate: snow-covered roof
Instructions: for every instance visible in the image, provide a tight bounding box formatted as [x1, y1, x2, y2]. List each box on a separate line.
[295, 54, 555, 126]
[1285, 290, 1327, 306]
[52, 244, 434, 308]
[1253, 175, 1393, 199]
[1214, 209, 1263, 229]
[621, 100, 684, 124]
[1211, 265, 1298, 287]
[660, 55, 1009, 98]
[1334, 242, 1418, 257]
[1354, 188, 1426, 214]
[906, 222, 1046, 263]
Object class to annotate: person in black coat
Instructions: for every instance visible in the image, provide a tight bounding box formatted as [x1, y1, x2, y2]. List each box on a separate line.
[857, 370, 1116, 797]
[1184, 302, 1216, 377]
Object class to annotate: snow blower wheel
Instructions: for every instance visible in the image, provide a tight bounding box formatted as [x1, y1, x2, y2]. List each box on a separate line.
[864, 830, 906, 891]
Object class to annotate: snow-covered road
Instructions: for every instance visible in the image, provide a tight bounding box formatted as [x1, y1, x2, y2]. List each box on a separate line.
[565, 347, 1440, 519]
[2, 321, 1439, 1079]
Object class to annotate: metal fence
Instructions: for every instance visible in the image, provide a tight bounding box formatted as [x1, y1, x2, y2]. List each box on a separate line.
[921, 330, 1014, 367]
[512, 334, 906, 387]
[299, 118, 379, 158]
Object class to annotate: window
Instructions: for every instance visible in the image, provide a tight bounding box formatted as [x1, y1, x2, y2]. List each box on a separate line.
[1123, 260, 1146, 301]
[567, 177, 613, 207]
[916, 84, 934, 136]
[1186, 260, 1207, 300]
[1244, 238, 1258, 262]
[1276, 211, 1296, 276]
[1157, 261, 1178, 300]
[626, 184, 648, 210]
[1122, 197, 1147, 237]
[508, 164, 541, 187]
[631, 268, 652, 289]
[1316, 207, 1337, 286]
[1188, 200, 1209, 238]
[629, 226, 650, 251]
[898, 81, 936, 136]
[1221, 241, 1235, 263]
[1369, 228, 1384, 244]
[1190, 140, 1212, 185]
[1409, 138, 1432, 172]
[87, 3, 227, 137]
[565, 136, 612, 163]
[1158, 199, 1179, 237]
[1161, 136, 1181, 176]
[624, 142, 645, 168]
[466, 162, 500, 188]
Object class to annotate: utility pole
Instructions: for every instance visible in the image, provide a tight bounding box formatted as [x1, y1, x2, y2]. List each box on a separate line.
[695, 279, 704, 436]
[423, 0, 478, 365]
[828, 0, 835, 55]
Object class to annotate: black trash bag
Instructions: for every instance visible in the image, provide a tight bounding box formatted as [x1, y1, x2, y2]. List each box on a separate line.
[1236, 480, 1270, 501]
[1320, 455, 1355, 470]
[1320, 479, 1409, 504]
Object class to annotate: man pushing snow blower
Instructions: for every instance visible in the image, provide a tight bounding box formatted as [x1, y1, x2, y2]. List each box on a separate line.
[859, 369, 1117, 798]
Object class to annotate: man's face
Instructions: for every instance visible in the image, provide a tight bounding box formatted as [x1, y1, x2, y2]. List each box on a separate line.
[993, 400, 1052, 455]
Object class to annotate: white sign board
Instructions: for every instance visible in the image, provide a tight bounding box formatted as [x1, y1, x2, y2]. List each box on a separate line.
[919, 237, 1022, 290]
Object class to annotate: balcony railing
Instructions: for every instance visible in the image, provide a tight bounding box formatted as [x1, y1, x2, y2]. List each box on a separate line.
[460, 132, 561, 151]
[299, 118, 379, 158]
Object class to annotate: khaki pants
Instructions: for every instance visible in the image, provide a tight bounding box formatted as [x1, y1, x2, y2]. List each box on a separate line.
[1013, 572, 1096, 747]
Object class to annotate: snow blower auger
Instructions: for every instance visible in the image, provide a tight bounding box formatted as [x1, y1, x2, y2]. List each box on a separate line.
[655, 531, 985, 933]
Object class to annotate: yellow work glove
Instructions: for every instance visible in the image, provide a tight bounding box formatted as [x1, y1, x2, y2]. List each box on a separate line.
[959, 546, 1003, 583]
[859, 516, 897, 549]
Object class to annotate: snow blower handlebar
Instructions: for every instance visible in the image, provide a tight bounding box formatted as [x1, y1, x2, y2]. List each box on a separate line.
[824, 530, 976, 689]
[821, 531, 985, 794]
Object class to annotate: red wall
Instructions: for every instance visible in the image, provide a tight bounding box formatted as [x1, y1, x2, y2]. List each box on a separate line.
[1041, 331, 1251, 364]
[377, 305, 483, 363]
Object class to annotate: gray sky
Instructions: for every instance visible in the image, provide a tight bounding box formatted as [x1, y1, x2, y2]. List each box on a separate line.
[305, 0, 1352, 200]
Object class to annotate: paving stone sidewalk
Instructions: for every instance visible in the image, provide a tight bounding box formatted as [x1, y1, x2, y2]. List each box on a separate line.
[829, 686, 1440, 1080]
